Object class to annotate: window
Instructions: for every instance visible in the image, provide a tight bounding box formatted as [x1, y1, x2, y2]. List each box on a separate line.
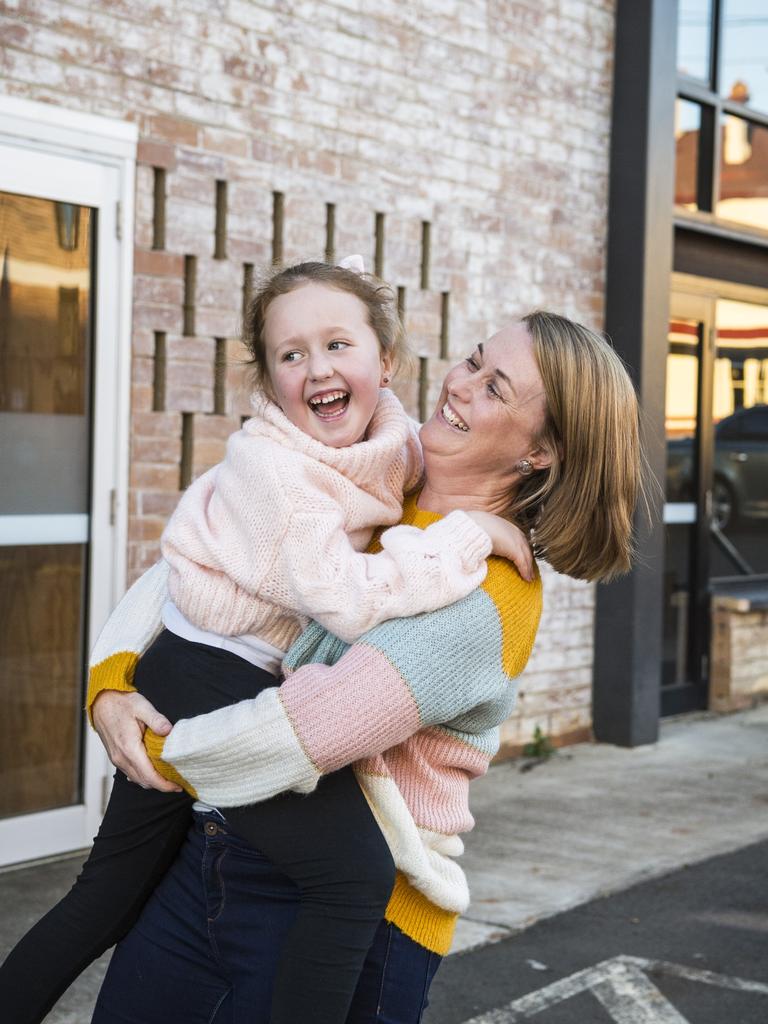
[675, 2, 768, 235]
[677, 0, 713, 83]
[720, 1, 768, 114]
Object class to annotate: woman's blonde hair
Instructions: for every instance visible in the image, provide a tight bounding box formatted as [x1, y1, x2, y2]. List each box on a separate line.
[510, 311, 647, 582]
[243, 261, 409, 393]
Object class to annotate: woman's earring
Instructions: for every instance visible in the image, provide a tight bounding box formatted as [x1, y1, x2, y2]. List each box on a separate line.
[515, 458, 534, 477]
[381, 374, 391, 385]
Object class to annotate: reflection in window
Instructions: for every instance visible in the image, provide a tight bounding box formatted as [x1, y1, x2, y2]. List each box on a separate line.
[716, 116, 768, 231]
[721, 0, 768, 114]
[677, 0, 713, 81]
[674, 100, 702, 209]
[0, 193, 92, 515]
[0, 190, 94, 818]
[663, 318, 702, 688]
[666, 319, 700, 503]
[710, 300, 768, 575]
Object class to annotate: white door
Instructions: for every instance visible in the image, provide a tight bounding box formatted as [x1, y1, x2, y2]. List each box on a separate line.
[0, 98, 136, 866]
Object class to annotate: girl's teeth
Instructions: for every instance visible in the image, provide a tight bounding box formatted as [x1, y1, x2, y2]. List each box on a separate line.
[310, 391, 348, 406]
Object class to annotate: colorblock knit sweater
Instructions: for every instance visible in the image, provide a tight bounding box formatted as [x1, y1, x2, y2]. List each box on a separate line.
[160, 388, 491, 649]
[88, 496, 543, 955]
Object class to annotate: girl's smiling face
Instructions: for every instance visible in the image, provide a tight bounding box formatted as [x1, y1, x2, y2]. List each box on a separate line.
[263, 282, 391, 448]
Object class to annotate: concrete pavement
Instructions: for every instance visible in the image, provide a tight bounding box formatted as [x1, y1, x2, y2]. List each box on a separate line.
[452, 703, 768, 952]
[1, 704, 767, 1022]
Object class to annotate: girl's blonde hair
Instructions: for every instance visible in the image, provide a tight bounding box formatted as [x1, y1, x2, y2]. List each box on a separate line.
[243, 262, 408, 392]
[511, 311, 647, 582]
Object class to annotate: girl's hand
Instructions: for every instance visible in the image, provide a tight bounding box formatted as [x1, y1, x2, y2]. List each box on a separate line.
[465, 511, 534, 581]
[92, 690, 183, 793]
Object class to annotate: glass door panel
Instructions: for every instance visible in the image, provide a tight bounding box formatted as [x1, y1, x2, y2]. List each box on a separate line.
[710, 299, 768, 577]
[0, 192, 92, 819]
[663, 316, 702, 690]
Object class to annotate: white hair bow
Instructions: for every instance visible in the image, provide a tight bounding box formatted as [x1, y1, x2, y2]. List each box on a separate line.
[337, 254, 365, 274]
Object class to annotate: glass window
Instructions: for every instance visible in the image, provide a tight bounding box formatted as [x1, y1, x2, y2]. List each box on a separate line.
[666, 318, 700, 504]
[0, 191, 93, 818]
[720, 0, 768, 113]
[677, 0, 713, 81]
[675, 100, 702, 209]
[716, 115, 768, 232]
[710, 299, 768, 576]
[0, 195, 92, 513]
[663, 316, 702, 688]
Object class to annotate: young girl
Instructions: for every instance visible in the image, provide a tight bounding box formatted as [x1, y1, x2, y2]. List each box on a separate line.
[1, 258, 531, 1024]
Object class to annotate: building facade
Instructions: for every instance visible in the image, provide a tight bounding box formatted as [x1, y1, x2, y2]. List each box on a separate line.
[0, 0, 765, 866]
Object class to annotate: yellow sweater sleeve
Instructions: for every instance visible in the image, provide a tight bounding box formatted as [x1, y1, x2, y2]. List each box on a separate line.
[85, 561, 169, 725]
[143, 729, 198, 798]
[85, 652, 139, 727]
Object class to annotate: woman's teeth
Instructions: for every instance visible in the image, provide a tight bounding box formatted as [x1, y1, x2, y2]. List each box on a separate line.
[442, 403, 469, 431]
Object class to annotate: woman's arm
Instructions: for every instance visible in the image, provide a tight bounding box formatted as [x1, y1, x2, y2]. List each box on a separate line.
[146, 582, 529, 807]
[93, 690, 180, 792]
[86, 559, 169, 720]
[87, 559, 180, 792]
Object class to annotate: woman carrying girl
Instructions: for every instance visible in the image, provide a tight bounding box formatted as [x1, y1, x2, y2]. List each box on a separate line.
[88, 309, 646, 1023]
[0, 257, 530, 1024]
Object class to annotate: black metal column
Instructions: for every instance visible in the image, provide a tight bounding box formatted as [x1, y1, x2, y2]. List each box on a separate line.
[593, 0, 678, 746]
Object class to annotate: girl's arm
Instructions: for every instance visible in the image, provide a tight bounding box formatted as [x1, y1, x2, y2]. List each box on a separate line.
[163, 434, 530, 644]
[145, 580, 538, 807]
[269, 507, 493, 643]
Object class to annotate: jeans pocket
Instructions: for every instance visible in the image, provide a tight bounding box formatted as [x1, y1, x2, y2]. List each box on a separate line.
[205, 847, 229, 923]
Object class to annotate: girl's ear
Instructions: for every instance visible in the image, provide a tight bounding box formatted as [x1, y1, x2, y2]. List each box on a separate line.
[380, 351, 394, 387]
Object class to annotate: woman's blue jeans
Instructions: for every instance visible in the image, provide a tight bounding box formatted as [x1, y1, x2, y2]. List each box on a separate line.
[92, 813, 441, 1024]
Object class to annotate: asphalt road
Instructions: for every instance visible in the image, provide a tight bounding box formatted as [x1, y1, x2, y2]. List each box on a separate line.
[425, 838, 768, 1024]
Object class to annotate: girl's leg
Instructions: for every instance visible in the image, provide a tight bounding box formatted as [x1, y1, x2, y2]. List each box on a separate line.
[225, 767, 396, 1024]
[0, 771, 192, 1024]
[345, 920, 442, 1024]
[0, 633, 269, 1024]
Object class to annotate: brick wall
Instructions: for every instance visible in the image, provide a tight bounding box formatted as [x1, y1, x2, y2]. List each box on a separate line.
[1, 0, 615, 748]
[710, 602, 768, 712]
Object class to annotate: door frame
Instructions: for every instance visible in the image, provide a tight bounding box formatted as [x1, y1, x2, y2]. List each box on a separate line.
[665, 273, 768, 715]
[0, 96, 136, 866]
[664, 289, 715, 715]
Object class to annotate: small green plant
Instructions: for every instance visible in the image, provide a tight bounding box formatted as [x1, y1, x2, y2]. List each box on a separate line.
[523, 725, 555, 761]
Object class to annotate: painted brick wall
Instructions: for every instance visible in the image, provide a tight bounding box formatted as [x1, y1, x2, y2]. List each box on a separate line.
[0, 0, 615, 748]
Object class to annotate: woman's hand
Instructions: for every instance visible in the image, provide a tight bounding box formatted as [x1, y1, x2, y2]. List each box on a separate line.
[465, 511, 534, 581]
[92, 690, 183, 792]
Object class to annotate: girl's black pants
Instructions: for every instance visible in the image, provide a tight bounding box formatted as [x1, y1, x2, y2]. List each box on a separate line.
[0, 629, 395, 1024]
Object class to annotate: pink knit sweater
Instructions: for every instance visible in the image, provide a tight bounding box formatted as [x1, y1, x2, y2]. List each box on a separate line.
[161, 389, 492, 650]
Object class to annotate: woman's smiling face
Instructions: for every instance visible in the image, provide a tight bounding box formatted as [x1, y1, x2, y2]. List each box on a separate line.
[263, 282, 390, 448]
[420, 322, 550, 484]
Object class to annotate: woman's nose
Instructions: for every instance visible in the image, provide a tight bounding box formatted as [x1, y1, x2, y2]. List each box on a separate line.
[448, 373, 472, 402]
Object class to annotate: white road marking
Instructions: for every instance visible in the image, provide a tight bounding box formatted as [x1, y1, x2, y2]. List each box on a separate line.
[592, 963, 689, 1023]
[459, 955, 768, 1023]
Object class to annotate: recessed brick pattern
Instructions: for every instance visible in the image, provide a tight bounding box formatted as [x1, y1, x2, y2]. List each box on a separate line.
[0, 0, 615, 745]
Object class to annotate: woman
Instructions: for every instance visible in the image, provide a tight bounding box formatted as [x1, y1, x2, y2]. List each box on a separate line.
[85, 312, 643, 1022]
